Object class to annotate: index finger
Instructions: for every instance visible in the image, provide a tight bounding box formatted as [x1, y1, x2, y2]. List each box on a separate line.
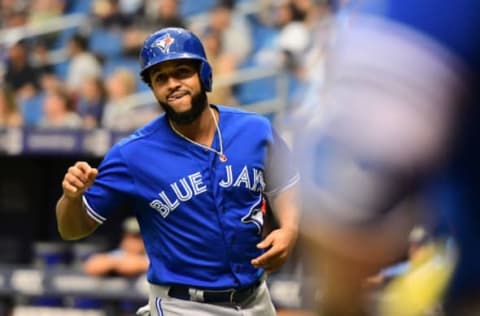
[75, 161, 93, 173]
[251, 246, 280, 266]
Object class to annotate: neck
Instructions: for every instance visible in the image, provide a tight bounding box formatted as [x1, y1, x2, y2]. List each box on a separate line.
[170, 105, 217, 145]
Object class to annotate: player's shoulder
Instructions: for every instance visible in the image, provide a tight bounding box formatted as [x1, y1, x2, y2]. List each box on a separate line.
[112, 114, 167, 150]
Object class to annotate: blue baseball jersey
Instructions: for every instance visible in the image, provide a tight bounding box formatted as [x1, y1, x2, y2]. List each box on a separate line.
[83, 105, 299, 289]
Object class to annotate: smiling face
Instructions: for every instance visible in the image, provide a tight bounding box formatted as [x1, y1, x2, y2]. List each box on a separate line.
[149, 59, 208, 124]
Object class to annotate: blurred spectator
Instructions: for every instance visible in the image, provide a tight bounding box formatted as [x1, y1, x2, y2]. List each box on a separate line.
[200, 27, 238, 105]
[191, 0, 253, 67]
[83, 217, 148, 277]
[30, 39, 64, 95]
[253, 0, 310, 62]
[2, 9, 28, 29]
[65, 33, 103, 97]
[248, 1, 330, 107]
[0, 83, 23, 128]
[364, 226, 435, 291]
[300, 1, 334, 75]
[274, 1, 311, 71]
[31, 39, 55, 76]
[101, 67, 135, 127]
[28, 0, 65, 26]
[0, 0, 29, 28]
[0, 0, 27, 18]
[4, 40, 41, 100]
[77, 76, 107, 129]
[118, 0, 143, 18]
[292, 0, 329, 28]
[375, 228, 454, 316]
[102, 68, 159, 131]
[143, 0, 185, 28]
[288, 1, 334, 107]
[91, 0, 133, 30]
[39, 72, 63, 95]
[123, 0, 186, 57]
[38, 85, 82, 128]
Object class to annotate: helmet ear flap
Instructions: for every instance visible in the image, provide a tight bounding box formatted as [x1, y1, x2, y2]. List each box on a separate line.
[199, 61, 213, 92]
[140, 71, 152, 85]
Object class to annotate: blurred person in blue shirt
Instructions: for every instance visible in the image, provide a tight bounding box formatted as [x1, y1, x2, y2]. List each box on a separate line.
[83, 217, 148, 277]
[5, 40, 41, 100]
[76, 75, 107, 129]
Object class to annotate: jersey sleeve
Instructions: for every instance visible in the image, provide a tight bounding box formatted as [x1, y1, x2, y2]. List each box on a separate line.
[264, 128, 300, 198]
[83, 144, 136, 224]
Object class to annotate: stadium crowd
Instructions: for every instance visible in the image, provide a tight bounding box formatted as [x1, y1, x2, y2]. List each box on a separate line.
[0, 0, 334, 132]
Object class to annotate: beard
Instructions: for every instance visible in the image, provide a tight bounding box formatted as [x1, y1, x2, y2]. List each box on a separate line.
[159, 90, 208, 125]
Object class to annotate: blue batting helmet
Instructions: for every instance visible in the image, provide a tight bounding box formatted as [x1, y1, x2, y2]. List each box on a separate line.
[139, 27, 213, 91]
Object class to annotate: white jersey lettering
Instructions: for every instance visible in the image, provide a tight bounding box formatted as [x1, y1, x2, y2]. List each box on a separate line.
[189, 172, 207, 195]
[149, 199, 170, 218]
[252, 169, 266, 192]
[159, 191, 179, 211]
[219, 165, 233, 187]
[171, 178, 193, 201]
[150, 171, 207, 217]
[149, 168, 265, 218]
[233, 165, 251, 189]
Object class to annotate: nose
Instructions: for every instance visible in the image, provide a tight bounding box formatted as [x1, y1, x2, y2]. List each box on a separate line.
[165, 76, 181, 90]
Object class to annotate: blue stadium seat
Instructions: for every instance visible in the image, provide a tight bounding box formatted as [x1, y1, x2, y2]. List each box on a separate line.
[89, 28, 124, 58]
[233, 60, 278, 106]
[51, 27, 79, 50]
[246, 14, 279, 53]
[234, 76, 278, 105]
[19, 93, 45, 126]
[71, 297, 104, 309]
[103, 57, 138, 76]
[180, 0, 216, 17]
[54, 60, 69, 80]
[30, 296, 64, 307]
[33, 242, 70, 267]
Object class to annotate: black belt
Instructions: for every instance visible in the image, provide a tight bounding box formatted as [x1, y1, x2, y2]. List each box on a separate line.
[167, 279, 263, 304]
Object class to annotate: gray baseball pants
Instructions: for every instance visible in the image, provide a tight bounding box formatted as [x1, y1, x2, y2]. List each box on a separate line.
[146, 281, 276, 316]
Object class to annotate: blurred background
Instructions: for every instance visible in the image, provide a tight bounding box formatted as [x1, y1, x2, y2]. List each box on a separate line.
[1, 0, 479, 315]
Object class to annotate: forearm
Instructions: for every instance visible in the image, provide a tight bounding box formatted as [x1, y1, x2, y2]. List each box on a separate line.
[56, 194, 97, 240]
[114, 255, 149, 277]
[83, 254, 115, 276]
[270, 184, 300, 233]
[251, 184, 301, 272]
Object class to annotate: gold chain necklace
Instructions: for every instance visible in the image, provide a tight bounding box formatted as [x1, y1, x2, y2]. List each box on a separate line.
[169, 107, 227, 162]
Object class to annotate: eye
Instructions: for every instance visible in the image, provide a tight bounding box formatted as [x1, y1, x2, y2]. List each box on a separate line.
[174, 66, 196, 79]
[153, 73, 168, 84]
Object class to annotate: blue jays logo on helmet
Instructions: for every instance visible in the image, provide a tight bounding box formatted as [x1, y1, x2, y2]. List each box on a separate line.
[139, 27, 213, 91]
[152, 33, 175, 53]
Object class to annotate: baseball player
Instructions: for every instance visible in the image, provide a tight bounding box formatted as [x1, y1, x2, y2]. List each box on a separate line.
[56, 27, 300, 316]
